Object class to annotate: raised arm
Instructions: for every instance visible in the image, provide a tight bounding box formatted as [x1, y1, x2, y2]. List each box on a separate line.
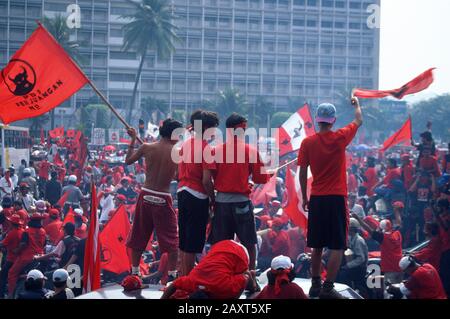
[299, 167, 309, 212]
[126, 128, 145, 165]
[351, 97, 363, 127]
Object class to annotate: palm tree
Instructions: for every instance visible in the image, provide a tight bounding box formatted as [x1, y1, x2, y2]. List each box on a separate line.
[216, 88, 249, 119]
[253, 96, 274, 128]
[140, 96, 169, 124]
[122, 0, 179, 124]
[29, 113, 50, 139]
[42, 14, 84, 129]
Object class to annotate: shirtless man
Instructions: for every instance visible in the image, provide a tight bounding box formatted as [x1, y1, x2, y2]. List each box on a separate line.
[125, 119, 183, 279]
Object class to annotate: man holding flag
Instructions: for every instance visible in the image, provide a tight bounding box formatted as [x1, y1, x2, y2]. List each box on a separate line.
[297, 97, 363, 299]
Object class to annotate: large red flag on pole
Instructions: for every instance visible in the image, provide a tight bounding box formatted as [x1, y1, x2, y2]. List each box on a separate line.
[353, 68, 435, 100]
[83, 181, 101, 293]
[99, 205, 131, 274]
[0, 25, 88, 124]
[380, 116, 413, 152]
[277, 104, 316, 157]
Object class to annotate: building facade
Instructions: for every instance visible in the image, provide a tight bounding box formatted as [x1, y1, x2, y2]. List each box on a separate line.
[0, 0, 380, 126]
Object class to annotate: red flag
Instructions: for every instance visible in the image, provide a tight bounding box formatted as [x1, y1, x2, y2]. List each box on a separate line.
[380, 116, 412, 152]
[353, 68, 435, 100]
[40, 128, 45, 145]
[250, 173, 278, 206]
[66, 129, 76, 138]
[284, 167, 309, 231]
[277, 104, 316, 157]
[83, 182, 101, 293]
[63, 207, 75, 225]
[0, 25, 88, 124]
[56, 191, 69, 208]
[49, 127, 64, 139]
[99, 205, 131, 274]
[54, 152, 63, 167]
[119, 138, 131, 144]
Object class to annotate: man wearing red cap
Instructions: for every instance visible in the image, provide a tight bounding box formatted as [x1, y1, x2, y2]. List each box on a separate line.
[401, 154, 415, 190]
[7, 213, 47, 298]
[297, 98, 362, 299]
[0, 214, 24, 298]
[44, 209, 64, 245]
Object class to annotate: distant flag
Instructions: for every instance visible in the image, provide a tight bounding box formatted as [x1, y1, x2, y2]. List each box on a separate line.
[63, 207, 75, 225]
[56, 191, 69, 208]
[83, 181, 101, 293]
[53, 152, 63, 167]
[380, 116, 413, 152]
[49, 127, 64, 139]
[353, 68, 435, 100]
[0, 25, 88, 124]
[277, 104, 316, 157]
[250, 173, 278, 206]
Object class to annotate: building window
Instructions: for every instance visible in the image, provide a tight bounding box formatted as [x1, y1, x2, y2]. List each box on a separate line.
[307, 0, 317, 6]
[322, 0, 333, 8]
[110, 51, 136, 60]
[248, 61, 260, 72]
[205, 38, 217, 50]
[277, 62, 289, 73]
[320, 64, 332, 75]
[306, 64, 317, 75]
[93, 54, 107, 67]
[294, 18, 306, 26]
[11, 5, 25, 16]
[292, 63, 304, 74]
[306, 43, 317, 54]
[109, 73, 136, 82]
[264, 62, 275, 73]
[294, 0, 305, 5]
[264, 41, 275, 52]
[10, 28, 24, 41]
[307, 20, 317, 27]
[321, 43, 332, 54]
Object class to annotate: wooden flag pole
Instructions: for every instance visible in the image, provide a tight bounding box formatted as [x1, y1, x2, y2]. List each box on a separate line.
[87, 80, 144, 145]
[275, 158, 297, 171]
[36, 20, 144, 145]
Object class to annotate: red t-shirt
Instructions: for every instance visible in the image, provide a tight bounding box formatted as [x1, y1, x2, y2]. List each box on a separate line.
[439, 226, 450, 252]
[402, 164, 415, 190]
[39, 161, 52, 180]
[405, 264, 447, 299]
[178, 138, 211, 195]
[376, 230, 403, 273]
[383, 168, 402, 189]
[413, 236, 442, 271]
[363, 167, 378, 196]
[21, 227, 47, 260]
[1, 228, 24, 262]
[44, 220, 64, 245]
[75, 223, 88, 239]
[255, 282, 308, 299]
[270, 230, 291, 257]
[207, 140, 269, 195]
[297, 122, 358, 196]
[419, 156, 441, 177]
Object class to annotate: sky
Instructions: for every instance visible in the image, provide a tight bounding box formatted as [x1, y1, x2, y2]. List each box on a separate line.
[380, 0, 450, 102]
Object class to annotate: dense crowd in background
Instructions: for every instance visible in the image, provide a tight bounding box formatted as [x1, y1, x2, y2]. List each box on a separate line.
[0, 114, 449, 300]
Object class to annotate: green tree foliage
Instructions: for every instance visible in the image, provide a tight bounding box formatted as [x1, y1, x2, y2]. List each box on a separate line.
[80, 104, 112, 137]
[141, 96, 169, 124]
[271, 112, 292, 128]
[411, 94, 450, 141]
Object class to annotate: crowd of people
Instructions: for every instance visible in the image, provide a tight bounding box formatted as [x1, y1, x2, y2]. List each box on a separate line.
[0, 98, 449, 300]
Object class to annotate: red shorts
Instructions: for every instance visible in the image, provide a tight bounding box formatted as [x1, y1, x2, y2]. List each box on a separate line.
[126, 188, 179, 253]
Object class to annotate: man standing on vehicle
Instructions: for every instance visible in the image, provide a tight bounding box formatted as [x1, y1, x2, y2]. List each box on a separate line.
[297, 97, 362, 299]
[125, 119, 183, 280]
[61, 175, 86, 215]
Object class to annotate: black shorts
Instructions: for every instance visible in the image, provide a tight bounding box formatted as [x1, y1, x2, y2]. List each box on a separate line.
[307, 195, 349, 250]
[209, 201, 257, 247]
[177, 190, 210, 253]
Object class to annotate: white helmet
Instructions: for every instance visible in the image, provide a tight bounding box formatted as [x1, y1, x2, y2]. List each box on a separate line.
[68, 175, 77, 183]
[399, 256, 415, 271]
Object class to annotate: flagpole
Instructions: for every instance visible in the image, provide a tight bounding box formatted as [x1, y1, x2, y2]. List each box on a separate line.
[36, 20, 144, 145]
[275, 158, 297, 171]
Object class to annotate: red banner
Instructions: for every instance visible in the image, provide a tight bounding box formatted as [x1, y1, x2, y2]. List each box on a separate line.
[0, 25, 88, 124]
[353, 68, 435, 100]
[49, 126, 64, 139]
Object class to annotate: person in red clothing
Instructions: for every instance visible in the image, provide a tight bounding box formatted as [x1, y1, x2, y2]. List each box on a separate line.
[37, 158, 52, 197]
[7, 213, 47, 298]
[255, 255, 308, 299]
[388, 256, 447, 299]
[353, 214, 403, 284]
[287, 226, 306, 262]
[362, 157, 378, 197]
[419, 146, 441, 177]
[413, 222, 442, 271]
[204, 113, 270, 271]
[44, 208, 64, 245]
[0, 215, 24, 298]
[73, 209, 88, 240]
[435, 198, 450, 297]
[401, 154, 415, 190]
[257, 218, 290, 270]
[297, 98, 362, 299]
[177, 110, 219, 276]
[374, 158, 403, 200]
[161, 240, 257, 299]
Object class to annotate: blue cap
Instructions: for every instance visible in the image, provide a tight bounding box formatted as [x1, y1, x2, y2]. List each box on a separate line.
[316, 103, 336, 124]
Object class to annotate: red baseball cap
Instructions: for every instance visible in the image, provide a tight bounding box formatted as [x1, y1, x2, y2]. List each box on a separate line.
[49, 209, 60, 217]
[392, 201, 405, 209]
[121, 275, 147, 291]
[116, 194, 127, 202]
[7, 214, 24, 226]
